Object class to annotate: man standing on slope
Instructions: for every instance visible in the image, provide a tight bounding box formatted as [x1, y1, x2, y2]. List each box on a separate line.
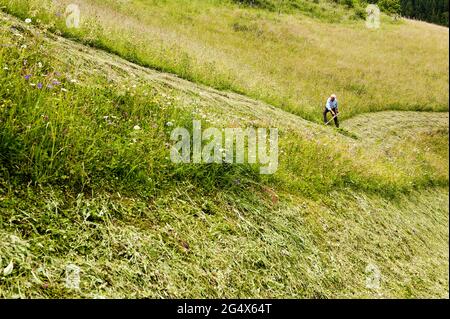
[323, 94, 339, 128]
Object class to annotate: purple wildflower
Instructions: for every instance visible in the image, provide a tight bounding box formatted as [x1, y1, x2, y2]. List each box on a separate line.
[37, 83, 43, 89]
[52, 80, 61, 85]
[24, 74, 32, 80]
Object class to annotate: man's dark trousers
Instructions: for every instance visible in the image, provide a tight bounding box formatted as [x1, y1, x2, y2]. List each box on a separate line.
[323, 107, 339, 127]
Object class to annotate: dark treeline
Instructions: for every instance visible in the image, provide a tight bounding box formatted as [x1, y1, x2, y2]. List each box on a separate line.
[233, 0, 449, 26]
[337, 0, 450, 26]
[400, 0, 449, 26]
[359, 0, 448, 26]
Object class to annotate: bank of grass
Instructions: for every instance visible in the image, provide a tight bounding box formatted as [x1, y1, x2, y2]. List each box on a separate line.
[0, 29, 446, 199]
[1, 0, 448, 122]
[0, 50, 257, 197]
[0, 9, 448, 298]
[0, 181, 448, 298]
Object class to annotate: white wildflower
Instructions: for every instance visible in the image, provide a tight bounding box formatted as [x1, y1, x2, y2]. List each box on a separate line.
[25, 18, 32, 24]
[3, 261, 13, 276]
[133, 125, 141, 130]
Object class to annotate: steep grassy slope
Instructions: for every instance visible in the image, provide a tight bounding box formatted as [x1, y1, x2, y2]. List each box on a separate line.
[0, 11, 448, 298]
[1, 0, 448, 122]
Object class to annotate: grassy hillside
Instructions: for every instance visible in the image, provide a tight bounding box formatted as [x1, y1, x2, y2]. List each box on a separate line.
[0, 3, 448, 299]
[1, 0, 448, 121]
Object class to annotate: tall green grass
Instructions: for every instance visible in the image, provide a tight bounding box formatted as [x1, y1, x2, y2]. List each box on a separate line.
[0, 11, 447, 201]
[0, 7, 448, 298]
[1, 0, 448, 123]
